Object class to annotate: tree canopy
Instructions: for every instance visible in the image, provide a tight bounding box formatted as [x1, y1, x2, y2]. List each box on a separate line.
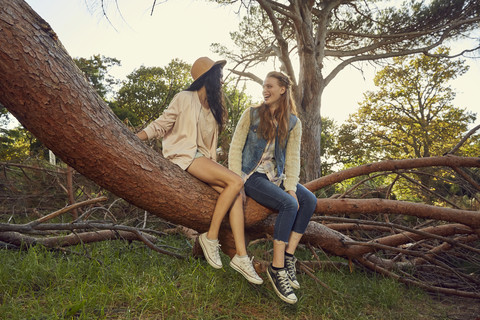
[209, 0, 480, 181]
[340, 48, 478, 163]
[74, 54, 120, 100]
[112, 59, 191, 127]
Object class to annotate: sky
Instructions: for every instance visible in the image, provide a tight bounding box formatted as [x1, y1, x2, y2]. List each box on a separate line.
[21, 0, 480, 127]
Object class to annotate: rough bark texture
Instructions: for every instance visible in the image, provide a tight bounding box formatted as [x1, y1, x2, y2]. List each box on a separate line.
[0, 1, 221, 229]
[1, 0, 480, 251]
[1, 3, 480, 299]
[0, 0, 279, 257]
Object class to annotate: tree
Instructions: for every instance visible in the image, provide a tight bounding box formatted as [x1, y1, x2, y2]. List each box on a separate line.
[74, 54, 121, 101]
[1, 0, 480, 298]
[210, 0, 480, 181]
[318, 116, 338, 175]
[330, 49, 480, 204]
[218, 82, 253, 164]
[113, 60, 191, 127]
[0, 103, 10, 124]
[344, 48, 477, 162]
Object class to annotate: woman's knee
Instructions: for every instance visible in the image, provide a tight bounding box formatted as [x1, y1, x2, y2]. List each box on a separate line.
[280, 194, 298, 212]
[227, 172, 244, 193]
[306, 191, 317, 208]
[298, 187, 317, 207]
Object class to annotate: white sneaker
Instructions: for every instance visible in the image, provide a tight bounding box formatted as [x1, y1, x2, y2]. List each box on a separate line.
[230, 255, 264, 285]
[198, 233, 222, 269]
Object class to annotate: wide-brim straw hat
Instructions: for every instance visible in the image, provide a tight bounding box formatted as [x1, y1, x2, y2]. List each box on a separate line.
[191, 57, 226, 83]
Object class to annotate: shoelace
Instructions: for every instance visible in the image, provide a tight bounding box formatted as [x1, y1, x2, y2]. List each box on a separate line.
[212, 242, 221, 260]
[285, 258, 296, 277]
[277, 270, 292, 292]
[242, 257, 258, 275]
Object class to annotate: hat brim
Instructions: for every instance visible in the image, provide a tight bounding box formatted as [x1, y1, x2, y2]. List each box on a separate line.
[190, 60, 226, 87]
[214, 60, 227, 68]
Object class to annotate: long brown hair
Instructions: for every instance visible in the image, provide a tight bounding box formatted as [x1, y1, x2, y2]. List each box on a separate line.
[186, 64, 227, 131]
[258, 71, 297, 145]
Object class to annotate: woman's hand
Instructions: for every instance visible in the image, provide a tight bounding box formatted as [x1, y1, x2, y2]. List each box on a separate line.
[287, 190, 299, 210]
[136, 130, 148, 141]
[240, 188, 247, 205]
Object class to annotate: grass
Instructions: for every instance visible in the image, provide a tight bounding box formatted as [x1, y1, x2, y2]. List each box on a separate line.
[0, 234, 455, 320]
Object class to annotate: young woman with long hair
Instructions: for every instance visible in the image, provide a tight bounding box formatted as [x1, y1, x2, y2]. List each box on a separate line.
[228, 71, 317, 304]
[136, 57, 262, 285]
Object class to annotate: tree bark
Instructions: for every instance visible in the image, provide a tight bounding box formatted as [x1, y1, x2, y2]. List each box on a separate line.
[0, 1, 215, 227]
[0, 230, 156, 248]
[2, 3, 480, 300]
[0, 0, 277, 257]
[2, 0, 480, 252]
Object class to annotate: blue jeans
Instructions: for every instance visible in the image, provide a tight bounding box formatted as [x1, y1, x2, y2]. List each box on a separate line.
[244, 172, 317, 243]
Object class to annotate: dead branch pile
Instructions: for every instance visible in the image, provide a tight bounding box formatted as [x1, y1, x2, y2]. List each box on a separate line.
[0, 161, 185, 258]
[302, 155, 480, 299]
[1, 157, 479, 299]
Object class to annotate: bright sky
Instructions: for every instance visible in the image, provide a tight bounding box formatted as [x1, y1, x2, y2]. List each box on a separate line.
[24, 0, 480, 126]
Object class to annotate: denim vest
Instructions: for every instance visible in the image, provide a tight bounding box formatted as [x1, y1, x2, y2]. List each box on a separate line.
[241, 107, 298, 177]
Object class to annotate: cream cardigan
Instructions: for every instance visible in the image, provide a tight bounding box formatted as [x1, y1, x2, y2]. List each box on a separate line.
[228, 107, 302, 192]
[143, 91, 218, 170]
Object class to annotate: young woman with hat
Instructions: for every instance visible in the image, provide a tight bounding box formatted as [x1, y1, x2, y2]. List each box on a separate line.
[136, 57, 263, 285]
[228, 71, 317, 304]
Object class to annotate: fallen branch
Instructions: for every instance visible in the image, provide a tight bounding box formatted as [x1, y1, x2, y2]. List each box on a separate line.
[445, 124, 480, 155]
[0, 230, 155, 248]
[29, 196, 107, 227]
[358, 256, 480, 299]
[316, 216, 480, 255]
[305, 156, 480, 191]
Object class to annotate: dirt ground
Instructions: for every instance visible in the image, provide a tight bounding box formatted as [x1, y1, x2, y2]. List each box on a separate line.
[432, 295, 480, 320]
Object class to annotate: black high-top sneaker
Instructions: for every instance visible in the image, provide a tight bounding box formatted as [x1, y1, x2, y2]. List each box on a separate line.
[285, 255, 300, 289]
[266, 265, 297, 304]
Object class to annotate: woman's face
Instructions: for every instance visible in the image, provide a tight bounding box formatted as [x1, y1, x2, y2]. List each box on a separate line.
[263, 76, 286, 106]
[219, 69, 224, 86]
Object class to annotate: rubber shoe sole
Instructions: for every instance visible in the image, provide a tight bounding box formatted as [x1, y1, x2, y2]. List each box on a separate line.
[289, 278, 300, 290]
[198, 233, 222, 269]
[230, 259, 264, 285]
[266, 267, 297, 304]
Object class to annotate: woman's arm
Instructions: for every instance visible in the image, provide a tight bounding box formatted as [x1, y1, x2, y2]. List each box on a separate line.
[138, 93, 183, 140]
[136, 130, 148, 141]
[283, 119, 302, 192]
[228, 107, 251, 176]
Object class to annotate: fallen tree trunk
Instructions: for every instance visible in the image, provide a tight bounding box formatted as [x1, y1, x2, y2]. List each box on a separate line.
[1, 0, 479, 299]
[0, 0, 222, 230]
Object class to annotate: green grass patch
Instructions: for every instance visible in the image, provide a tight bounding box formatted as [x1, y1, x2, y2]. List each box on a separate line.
[0, 235, 452, 319]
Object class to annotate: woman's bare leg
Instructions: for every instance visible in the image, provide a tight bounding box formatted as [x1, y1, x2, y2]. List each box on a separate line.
[285, 231, 302, 255]
[187, 157, 243, 241]
[190, 159, 261, 283]
[228, 194, 247, 256]
[209, 186, 247, 257]
[272, 240, 286, 268]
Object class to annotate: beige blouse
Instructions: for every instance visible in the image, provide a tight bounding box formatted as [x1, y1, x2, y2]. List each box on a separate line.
[143, 91, 218, 170]
[196, 106, 217, 159]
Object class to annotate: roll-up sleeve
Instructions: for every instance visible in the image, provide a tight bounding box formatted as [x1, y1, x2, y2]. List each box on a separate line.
[143, 93, 182, 140]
